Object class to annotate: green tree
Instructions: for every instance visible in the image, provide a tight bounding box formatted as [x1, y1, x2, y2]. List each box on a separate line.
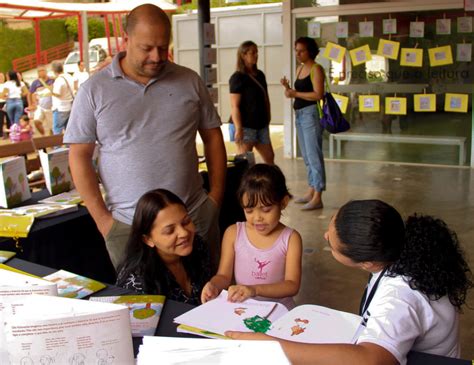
[65, 16, 116, 41]
[51, 167, 61, 186]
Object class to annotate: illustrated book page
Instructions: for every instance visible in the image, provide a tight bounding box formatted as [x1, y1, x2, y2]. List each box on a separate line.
[89, 294, 166, 337]
[43, 269, 106, 299]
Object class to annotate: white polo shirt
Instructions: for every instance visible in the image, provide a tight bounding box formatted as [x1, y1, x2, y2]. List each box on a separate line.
[52, 73, 74, 112]
[357, 272, 459, 365]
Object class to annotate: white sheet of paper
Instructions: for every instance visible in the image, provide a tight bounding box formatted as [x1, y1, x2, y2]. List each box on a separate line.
[1, 295, 134, 365]
[267, 304, 362, 344]
[174, 290, 288, 336]
[137, 336, 290, 365]
[457, 43, 472, 62]
[410, 21, 424, 38]
[308, 21, 321, 38]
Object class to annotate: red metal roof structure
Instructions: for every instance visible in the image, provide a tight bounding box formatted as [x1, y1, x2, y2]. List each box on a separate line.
[0, 0, 176, 69]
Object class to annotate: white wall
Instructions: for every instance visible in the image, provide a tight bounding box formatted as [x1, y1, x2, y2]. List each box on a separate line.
[172, 3, 283, 124]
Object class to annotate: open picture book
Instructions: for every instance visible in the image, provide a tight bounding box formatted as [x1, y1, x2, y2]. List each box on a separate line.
[43, 269, 106, 299]
[89, 294, 166, 337]
[174, 290, 362, 344]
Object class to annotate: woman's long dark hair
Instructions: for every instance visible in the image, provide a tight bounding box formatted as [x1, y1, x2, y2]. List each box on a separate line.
[335, 199, 473, 310]
[116, 189, 195, 294]
[236, 40, 258, 74]
[7, 70, 20, 87]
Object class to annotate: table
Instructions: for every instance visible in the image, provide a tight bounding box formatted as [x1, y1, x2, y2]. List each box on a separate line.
[0, 190, 116, 283]
[5, 258, 471, 365]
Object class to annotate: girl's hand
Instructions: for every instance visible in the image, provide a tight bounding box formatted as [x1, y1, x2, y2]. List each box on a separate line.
[280, 76, 290, 89]
[201, 282, 220, 304]
[227, 285, 256, 302]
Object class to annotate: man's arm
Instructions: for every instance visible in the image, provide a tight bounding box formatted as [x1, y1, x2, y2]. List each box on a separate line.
[69, 143, 113, 237]
[199, 127, 227, 206]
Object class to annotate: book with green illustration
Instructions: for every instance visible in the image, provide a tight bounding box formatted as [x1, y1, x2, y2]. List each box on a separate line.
[0, 157, 31, 208]
[38, 188, 82, 205]
[43, 269, 106, 299]
[39, 147, 74, 195]
[12, 203, 78, 219]
[90, 294, 166, 337]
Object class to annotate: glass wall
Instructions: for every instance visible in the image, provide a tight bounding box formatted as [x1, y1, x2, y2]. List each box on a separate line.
[293, 6, 473, 166]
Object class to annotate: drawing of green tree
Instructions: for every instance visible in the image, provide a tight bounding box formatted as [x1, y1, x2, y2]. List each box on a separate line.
[51, 167, 61, 186]
[18, 173, 25, 192]
[5, 177, 13, 197]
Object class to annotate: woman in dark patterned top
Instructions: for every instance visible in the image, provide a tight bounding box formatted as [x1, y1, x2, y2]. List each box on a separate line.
[116, 189, 211, 305]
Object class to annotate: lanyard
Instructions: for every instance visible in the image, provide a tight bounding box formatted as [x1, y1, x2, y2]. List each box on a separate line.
[359, 268, 388, 316]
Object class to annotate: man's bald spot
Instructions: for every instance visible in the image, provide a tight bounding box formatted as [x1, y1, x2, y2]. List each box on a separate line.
[125, 4, 171, 35]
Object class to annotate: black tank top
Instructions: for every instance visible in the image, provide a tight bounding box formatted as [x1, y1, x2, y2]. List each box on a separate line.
[293, 74, 316, 110]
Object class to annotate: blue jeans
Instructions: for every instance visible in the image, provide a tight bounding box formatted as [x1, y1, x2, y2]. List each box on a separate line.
[52, 110, 70, 135]
[6, 98, 23, 124]
[295, 104, 326, 192]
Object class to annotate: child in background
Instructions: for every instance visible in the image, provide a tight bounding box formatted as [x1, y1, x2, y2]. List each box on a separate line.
[8, 114, 33, 143]
[201, 164, 302, 309]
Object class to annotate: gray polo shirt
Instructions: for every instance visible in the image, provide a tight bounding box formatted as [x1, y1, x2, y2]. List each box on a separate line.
[64, 53, 221, 225]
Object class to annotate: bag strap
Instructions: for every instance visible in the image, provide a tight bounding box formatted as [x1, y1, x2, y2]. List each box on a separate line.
[59, 75, 75, 101]
[309, 63, 325, 118]
[248, 72, 271, 123]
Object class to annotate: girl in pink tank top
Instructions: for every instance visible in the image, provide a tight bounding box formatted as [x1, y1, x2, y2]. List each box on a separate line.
[201, 164, 302, 310]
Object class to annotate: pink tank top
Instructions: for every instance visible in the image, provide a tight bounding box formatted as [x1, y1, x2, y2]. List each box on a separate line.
[234, 222, 296, 310]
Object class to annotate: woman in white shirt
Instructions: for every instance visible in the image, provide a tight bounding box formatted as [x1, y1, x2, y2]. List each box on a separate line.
[2, 70, 29, 124]
[226, 199, 473, 365]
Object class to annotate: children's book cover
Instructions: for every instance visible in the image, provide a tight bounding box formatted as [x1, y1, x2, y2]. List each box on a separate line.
[39, 147, 74, 195]
[267, 304, 362, 344]
[43, 269, 106, 299]
[0, 251, 15, 264]
[0, 210, 35, 238]
[13, 203, 78, 219]
[38, 188, 83, 205]
[0, 157, 31, 208]
[90, 295, 166, 337]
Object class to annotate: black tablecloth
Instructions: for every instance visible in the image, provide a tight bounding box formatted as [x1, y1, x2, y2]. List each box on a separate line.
[0, 190, 116, 283]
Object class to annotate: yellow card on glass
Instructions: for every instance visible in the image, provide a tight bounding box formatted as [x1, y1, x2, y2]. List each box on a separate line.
[323, 42, 346, 63]
[377, 39, 400, 60]
[359, 95, 380, 112]
[400, 48, 423, 67]
[332, 93, 349, 113]
[349, 45, 372, 66]
[414, 94, 436, 112]
[445, 93, 468, 113]
[428, 45, 453, 67]
[385, 97, 407, 115]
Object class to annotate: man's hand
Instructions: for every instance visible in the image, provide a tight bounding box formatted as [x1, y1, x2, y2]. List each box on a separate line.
[96, 212, 114, 238]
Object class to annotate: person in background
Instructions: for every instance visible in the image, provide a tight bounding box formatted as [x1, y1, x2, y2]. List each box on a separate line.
[116, 189, 211, 305]
[8, 114, 33, 143]
[73, 61, 90, 92]
[64, 4, 226, 271]
[281, 37, 325, 211]
[229, 41, 274, 165]
[201, 164, 302, 310]
[2, 70, 29, 125]
[29, 66, 54, 135]
[226, 199, 473, 365]
[51, 61, 74, 135]
[0, 72, 11, 138]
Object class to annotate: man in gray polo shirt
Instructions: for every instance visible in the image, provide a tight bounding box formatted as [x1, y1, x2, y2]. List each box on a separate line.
[64, 4, 227, 270]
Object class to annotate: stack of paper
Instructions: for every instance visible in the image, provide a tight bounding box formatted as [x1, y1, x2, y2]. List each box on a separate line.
[43, 269, 106, 299]
[12, 203, 78, 219]
[90, 294, 166, 337]
[0, 295, 134, 364]
[174, 290, 288, 338]
[0, 264, 58, 297]
[136, 336, 290, 365]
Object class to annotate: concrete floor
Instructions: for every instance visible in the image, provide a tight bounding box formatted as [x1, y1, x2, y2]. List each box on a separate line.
[271, 151, 474, 360]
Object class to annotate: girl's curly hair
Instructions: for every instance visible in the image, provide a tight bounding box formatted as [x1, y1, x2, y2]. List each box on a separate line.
[335, 200, 473, 311]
